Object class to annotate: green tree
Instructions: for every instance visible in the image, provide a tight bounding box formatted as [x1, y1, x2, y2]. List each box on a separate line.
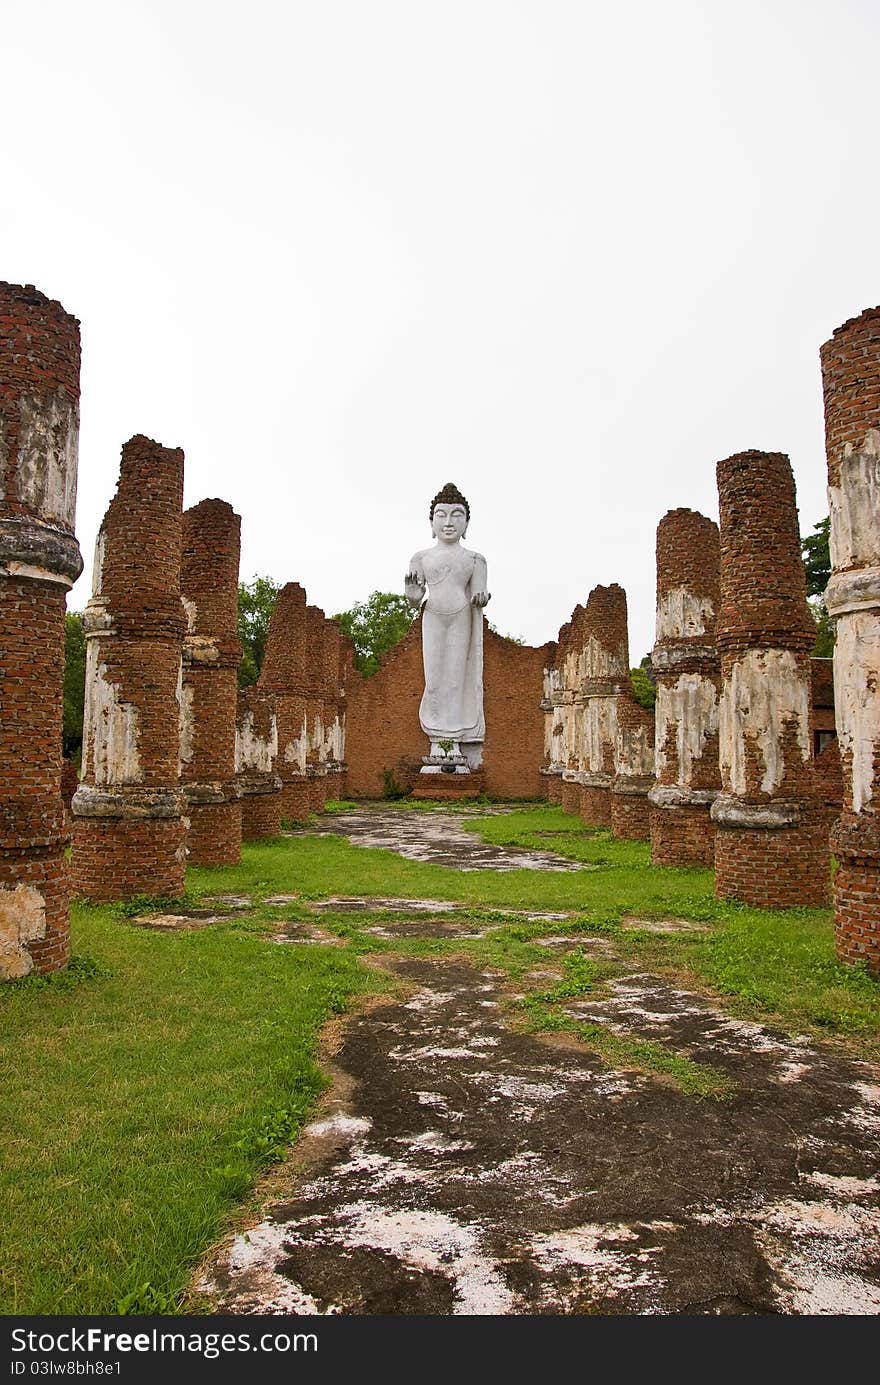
[237, 575, 281, 687]
[801, 516, 831, 597]
[333, 591, 417, 677]
[801, 517, 834, 655]
[63, 611, 86, 758]
[630, 662, 656, 710]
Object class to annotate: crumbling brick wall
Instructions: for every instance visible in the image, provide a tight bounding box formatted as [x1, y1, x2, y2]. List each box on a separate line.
[180, 499, 242, 865]
[0, 282, 83, 978]
[71, 436, 187, 901]
[345, 621, 552, 799]
[648, 509, 721, 866]
[235, 686, 282, 839]
[820, 305, 880, 969]
[712, 451, 829, 908]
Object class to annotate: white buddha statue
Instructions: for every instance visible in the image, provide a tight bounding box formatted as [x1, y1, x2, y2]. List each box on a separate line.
[405, 482, 490, 768]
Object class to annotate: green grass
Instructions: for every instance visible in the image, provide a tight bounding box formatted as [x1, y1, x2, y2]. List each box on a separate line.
[2, 802, 878, 1315]
[0, 904, 372, 1315]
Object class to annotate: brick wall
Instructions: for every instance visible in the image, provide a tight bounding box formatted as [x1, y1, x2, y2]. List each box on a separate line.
[0, 283, 83, 978]
[821, 305, 880, 968]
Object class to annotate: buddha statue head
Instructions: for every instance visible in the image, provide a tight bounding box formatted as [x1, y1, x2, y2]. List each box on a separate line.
[429, 481, 469, 542]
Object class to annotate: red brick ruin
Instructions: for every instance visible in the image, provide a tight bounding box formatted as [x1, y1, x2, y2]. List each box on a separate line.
[577, 585, 631, 827]
[649, 509, 721, 866]
[71, 436, 187, 901]
[821, 306, 880, 971]
[541, 587, 645, 831]
[180, 499, 243, 866]
[257, 583, 315, 822]
[235, 687, 282, 839]
[611, 689, 655, 842]
[5, 281, 879, 975]
[0, 283, 83, 978]
[712, 451, 828, 908]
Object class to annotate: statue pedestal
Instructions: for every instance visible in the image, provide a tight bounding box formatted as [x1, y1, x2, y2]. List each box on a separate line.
[410, 769, 486, 801]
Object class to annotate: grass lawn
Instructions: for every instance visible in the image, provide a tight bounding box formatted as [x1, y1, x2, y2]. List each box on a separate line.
[1, 803, 877, 1314]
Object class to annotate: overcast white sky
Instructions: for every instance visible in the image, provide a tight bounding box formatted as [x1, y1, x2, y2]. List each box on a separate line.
[4, 0, 878, 661]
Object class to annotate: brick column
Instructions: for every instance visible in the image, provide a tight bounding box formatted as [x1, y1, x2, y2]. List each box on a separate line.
[648, 509, 721, 866]
[821, 306, 880, 969]
[71, 436, 187, 901]
[0, 283, 83, 978]
[578, 584, 629, 828]
[258, 582, 312, 822]
[324, 624, 353, 800]
[711, 452, 828, 907]
[559, 609, 585, 816]
[612, 691, 655, 840]
[321, 616, 344, 801]
[306, 605, 329, 812]
[541, 622, 568, 805]
[179, 499, 242, 865]
[235, 687, 282, 839]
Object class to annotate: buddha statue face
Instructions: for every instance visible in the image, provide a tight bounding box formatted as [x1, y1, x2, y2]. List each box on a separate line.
[431, 502, 467, 543]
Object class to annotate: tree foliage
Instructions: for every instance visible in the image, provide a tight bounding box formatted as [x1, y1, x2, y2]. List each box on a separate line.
[63, 611, 86, 758]
[801, 517, 834, 655]
[630, 664, 656, 710]
[237, 575, 281, 687]
[333, 591, 417, 677]
[801, 516, 831, 598]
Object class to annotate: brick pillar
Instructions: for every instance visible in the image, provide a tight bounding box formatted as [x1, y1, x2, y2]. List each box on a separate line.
[321, 616, 344, 800]
[612, 691, 655, 840]
[258, 582, 312, 822]
[306, 606, 329, 811]
[179, 499, 242, 865]
[577, 585, 629, 828]
[541, 622, 568, 804]
[711, 451, 829, 907]
[328, 627, 354, 799]
[236, 687, 282, 839]
[71, 436, 187, 901]
[821, 306, 880, 969]
[648, 509, 721, 866]
[0, 283, 83, 978]
[559, 609, 585, 816]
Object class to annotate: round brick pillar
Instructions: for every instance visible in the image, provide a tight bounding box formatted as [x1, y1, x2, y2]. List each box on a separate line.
[259, 583, 312, 821]
[236, 687, 282, 839]
[577, 585, 629, 828]
[821, 306, 880, 969]
[71, 436, 187, 902]
[0, 283, 83, 977]
[180, 500, 242, 865]
[542, 619, 570, 806]
[648, 509, 721, 867]
[712, 452, 829, 908]
[612, 691, 655, 841]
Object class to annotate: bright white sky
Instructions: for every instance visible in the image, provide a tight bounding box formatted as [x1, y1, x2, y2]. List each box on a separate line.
[4, 0, 878, 661]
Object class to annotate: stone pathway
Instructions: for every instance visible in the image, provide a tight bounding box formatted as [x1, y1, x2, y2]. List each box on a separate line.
[307, 804, 586, 872]
[193, 808, 880, 1315]
[197, 940, 880, 1315]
